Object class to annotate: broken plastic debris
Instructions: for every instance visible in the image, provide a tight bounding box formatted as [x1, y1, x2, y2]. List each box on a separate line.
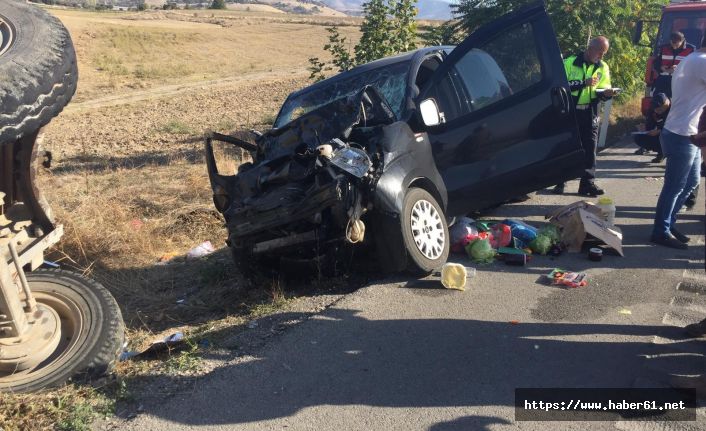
[618, 309, 632, 315]
[129, 219, 144, 230]
[119, 351, 139, 361]
[163, 333, 184, 343]
[121, 332, 186, 361]
[186, 241, 215, 259]
[509, 320, 520, 325]
[156, 251, 179, 265]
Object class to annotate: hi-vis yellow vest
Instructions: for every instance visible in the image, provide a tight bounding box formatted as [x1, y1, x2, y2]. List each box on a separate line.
[564, 53, 611, 106]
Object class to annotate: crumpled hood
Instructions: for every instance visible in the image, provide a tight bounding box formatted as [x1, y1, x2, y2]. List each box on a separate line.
[257, 86, 396, 161]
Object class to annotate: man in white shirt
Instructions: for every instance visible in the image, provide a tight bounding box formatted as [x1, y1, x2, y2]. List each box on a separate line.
[650, 35, 706, 249]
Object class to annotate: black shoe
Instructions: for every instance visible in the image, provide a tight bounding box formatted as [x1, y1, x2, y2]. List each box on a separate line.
[670, 228, 690, 243]
[578, 183, 605, 197]
[650, 233, 688, 250]
[634, 148, 647, 155]
[651, 156, 664, 163]
[685, 193, 697, 208]
[552, 184, 565, 194]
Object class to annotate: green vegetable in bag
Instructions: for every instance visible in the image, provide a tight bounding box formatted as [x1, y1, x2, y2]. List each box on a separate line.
[537, 225, 561, 244]
[465, 238, 496, 264]
[529, 234, 552, 255]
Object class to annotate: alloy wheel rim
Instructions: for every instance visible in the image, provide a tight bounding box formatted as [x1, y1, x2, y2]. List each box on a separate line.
[410, 199, 445, 260]
[0, 15, 14, 58]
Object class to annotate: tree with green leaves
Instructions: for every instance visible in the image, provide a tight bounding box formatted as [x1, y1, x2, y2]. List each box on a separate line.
[209, 0, 226, 10]
[419, 20, 461, 46]
[451, 0, 667, 96]
[308, 0, 418, 81]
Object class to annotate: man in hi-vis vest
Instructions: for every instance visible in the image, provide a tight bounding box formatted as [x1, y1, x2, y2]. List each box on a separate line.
[553, 36, 615, 197]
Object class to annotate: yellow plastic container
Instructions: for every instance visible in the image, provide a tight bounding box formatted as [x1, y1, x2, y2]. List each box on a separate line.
[441, 263, 468, 291]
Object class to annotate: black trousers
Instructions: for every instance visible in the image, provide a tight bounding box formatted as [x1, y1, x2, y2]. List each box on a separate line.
[653, 74, 672, 98]
[633, 133, 664, 156]
[576, 108, 599, 184]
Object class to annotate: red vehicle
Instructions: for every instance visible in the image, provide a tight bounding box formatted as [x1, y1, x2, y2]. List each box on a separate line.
[634, 0, 706, 115]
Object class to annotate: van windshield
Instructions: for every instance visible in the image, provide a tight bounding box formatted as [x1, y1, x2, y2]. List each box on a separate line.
[274, 61, 409, 128]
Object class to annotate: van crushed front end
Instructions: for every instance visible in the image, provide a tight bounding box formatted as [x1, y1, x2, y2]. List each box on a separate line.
[205, 87, 397, 268]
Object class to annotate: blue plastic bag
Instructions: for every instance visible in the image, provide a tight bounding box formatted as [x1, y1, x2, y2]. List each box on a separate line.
[503, 219, 538, 244]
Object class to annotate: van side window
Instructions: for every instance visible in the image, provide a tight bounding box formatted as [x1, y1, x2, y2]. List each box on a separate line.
[422, 22, 542, 123]
[455, 23, 542, 111]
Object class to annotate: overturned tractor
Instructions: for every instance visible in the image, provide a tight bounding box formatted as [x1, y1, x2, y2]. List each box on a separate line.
[0, 0, 123, 392]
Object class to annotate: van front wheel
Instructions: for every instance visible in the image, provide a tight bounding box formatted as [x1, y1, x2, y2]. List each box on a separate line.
[400, 188, 449, 274]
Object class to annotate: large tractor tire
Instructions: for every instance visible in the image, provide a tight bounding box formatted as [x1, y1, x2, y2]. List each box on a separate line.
[0, 270, 124, 393]
[0, 0, 78, 144]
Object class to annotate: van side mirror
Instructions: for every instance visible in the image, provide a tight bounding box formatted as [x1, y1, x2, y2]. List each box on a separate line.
[419, 98, 441, 126]
[632, 20, 643, 45]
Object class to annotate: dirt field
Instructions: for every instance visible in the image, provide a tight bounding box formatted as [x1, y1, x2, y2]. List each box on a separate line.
[49, 8, 361, 102]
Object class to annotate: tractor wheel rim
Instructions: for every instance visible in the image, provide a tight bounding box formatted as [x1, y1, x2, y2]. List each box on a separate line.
[0, 290, 84, 386]
[410, 199, 445, 260]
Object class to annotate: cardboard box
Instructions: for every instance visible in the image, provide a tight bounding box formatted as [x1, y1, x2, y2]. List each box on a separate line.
[546, 201, 623, 256]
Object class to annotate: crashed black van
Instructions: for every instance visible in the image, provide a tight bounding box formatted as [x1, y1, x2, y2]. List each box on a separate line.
[206, 1, 584, 274]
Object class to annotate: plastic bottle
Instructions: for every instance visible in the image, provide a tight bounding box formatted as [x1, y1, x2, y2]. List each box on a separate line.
[596, 197, 616, 226]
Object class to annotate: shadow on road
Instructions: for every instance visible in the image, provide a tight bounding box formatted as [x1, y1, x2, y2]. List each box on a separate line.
[122, 310, 704, 428]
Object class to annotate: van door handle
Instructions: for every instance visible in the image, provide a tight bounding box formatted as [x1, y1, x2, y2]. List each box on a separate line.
[560, 87, 571, 113]
[551, 86, 570, 115]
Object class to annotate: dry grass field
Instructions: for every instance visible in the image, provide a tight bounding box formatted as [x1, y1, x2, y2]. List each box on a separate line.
[51, 8, 361, 102]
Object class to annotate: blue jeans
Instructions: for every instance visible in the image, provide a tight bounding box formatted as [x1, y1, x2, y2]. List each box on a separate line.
[652, 128, 702, 237]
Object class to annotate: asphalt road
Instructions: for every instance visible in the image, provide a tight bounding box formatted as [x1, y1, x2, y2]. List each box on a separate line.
[115, 141, 706, 431]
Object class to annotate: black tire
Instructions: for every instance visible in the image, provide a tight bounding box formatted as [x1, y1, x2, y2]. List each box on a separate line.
[0, 0, 78, 144]
[0, 269, 124, 393]
[400, 188, 449, 274]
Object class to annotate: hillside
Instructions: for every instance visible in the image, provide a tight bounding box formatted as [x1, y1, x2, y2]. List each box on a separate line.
[322, 0, 453, 19]
[42, 0, 453, 19]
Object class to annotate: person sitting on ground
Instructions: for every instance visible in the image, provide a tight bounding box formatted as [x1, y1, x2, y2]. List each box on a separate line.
[634, 92, 669, 163]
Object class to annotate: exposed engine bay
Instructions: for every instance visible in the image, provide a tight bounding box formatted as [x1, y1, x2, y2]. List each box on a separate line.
[206, 86, 402, 264]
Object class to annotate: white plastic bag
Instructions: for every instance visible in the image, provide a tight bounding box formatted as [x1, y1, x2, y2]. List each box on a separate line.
[186, 241, 215, 260]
